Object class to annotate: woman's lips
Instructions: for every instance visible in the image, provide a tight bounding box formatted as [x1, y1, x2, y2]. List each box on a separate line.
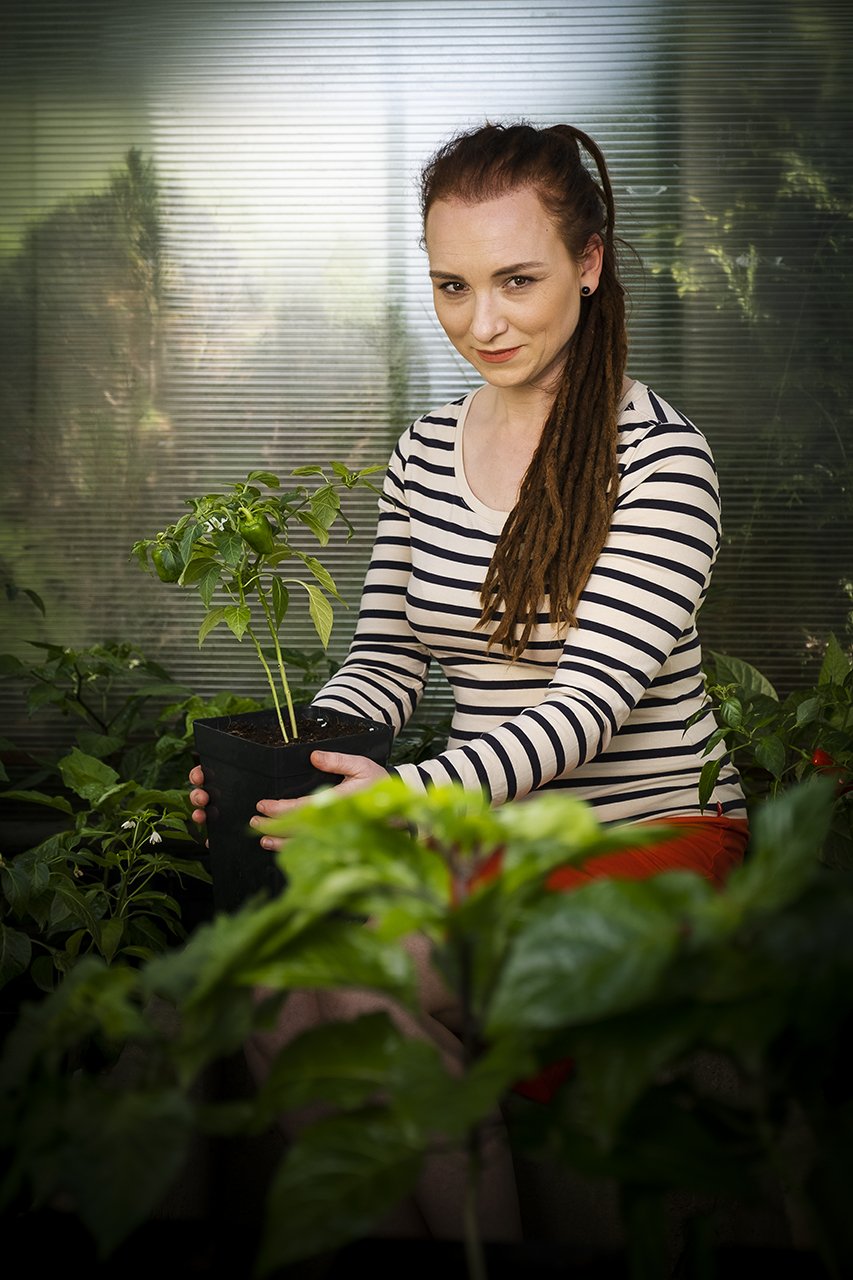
[475, 347, 521, 363]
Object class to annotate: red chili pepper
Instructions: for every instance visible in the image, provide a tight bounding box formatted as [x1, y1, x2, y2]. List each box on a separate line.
[810, 749, 853, 796]
[449, 848, 504, 906]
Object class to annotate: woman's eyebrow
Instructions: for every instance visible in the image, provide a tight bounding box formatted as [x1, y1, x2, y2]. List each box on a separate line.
[429, 260, 546, 281]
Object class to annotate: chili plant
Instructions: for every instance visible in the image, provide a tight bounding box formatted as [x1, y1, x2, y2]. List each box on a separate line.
[131, 465, 382, 745]
[1, 777, 847, 1278]
[0, 746, 209, 993]
[690, 634, 852, 867]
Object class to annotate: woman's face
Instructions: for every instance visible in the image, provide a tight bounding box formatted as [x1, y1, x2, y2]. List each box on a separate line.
[425, 186, 602, 395]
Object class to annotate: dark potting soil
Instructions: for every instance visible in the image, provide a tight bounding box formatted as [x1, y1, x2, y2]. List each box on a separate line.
[225, 709, 377, 747]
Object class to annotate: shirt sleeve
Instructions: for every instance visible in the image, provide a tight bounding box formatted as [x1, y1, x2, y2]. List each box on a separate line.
[311, 431, 432, 733]
[388, 417, 722, 805]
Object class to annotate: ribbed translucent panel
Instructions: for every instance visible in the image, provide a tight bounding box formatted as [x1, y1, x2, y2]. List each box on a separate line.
[1, 0, 851, 750]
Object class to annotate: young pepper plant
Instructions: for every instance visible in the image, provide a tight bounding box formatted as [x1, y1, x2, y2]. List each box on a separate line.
[131, 464, 382, 744]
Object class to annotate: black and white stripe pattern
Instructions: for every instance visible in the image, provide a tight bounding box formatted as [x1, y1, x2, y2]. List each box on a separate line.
[314, 383, 746, 822]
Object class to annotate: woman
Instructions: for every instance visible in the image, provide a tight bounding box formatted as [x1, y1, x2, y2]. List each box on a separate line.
[189, 121, 748, 1236]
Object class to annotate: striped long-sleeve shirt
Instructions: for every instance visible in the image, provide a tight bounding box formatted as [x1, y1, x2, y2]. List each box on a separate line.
[314, 381, 747, 823]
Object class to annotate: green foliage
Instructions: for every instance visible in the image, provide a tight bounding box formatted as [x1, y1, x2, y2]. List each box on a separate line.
[0, 622, 215, 994]
[1, 777, 849, 1277]
[0, 745, 209, 992]
[641, 8, 853, 675]
[0, 616, 356, 997]
[0, 638, 192, 790]
[131, 466, 382, 744]
[692, 635, 853, 868]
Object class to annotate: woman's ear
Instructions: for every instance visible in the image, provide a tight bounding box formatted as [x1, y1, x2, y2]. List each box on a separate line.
[578, 233, 604, 294]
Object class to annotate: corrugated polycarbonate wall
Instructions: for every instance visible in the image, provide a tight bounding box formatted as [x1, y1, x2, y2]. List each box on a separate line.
[1, 0, 851, 751]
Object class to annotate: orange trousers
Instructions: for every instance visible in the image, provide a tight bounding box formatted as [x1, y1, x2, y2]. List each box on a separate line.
[505, 814, 750, 1103]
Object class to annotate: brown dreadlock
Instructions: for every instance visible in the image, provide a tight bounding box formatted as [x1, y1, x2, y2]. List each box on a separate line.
[420, 122, 628, 658]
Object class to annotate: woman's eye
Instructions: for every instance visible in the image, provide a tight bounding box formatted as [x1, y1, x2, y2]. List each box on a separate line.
[507, 275, 533, 289]
[438, 281, 467, 295]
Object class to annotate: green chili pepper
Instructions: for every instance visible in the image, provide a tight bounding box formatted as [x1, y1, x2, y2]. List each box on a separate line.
[238, 514, 276, 555]
[151, 543, 182, 582]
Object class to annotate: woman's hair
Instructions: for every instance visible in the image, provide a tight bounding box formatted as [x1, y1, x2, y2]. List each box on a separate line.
[420, 121, 627, 658]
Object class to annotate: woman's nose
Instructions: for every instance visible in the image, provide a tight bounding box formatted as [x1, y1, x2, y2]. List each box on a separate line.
[470, 292, 508, 343]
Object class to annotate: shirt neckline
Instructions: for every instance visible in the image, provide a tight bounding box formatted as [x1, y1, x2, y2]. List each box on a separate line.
[453, 380, 642, 526]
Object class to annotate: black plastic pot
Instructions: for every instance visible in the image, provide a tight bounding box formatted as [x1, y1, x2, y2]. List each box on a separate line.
[193, 705, 393, 913]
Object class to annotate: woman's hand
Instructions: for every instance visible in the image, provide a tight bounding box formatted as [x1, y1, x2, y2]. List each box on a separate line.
[251, 750, 388, 851]
[189, 764, 210, 828]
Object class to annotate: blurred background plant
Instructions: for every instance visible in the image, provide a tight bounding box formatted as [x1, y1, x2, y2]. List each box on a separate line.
[639, 4, 853, 688]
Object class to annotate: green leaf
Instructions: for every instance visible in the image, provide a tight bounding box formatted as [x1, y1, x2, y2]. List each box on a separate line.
[309, 484, 341, 530]
[795, 697, 821, 727]
[754, 734, 786, 778]
[198, 606, 227, 646]
[295, 510, 331, 545]
[58, 748, 121, 804]
[76, 730, 125, 759]
[819, 633, 850, 686]
[195, 562, 222, 608]
[48, 879, 101, 934]
[562, 1005, 712, 1145]
[725, 777, 834, 915]
[65, 928, 87, 959]
[27, 682, 65, 711]
[98, 916, 125, 964]
[0, 922, 32, 988]
[0, 653, 28, 677]
[259, 1110, 424, 1272]
[223, 605, 252, 640]
[0, 788, 74, 814]
[702, 727, 732, 758]
[256, 1011, 416, 1116]
[1, 852, 52, 910]
[709, 652, 777, 699]
[245, 919, 415, 1001]
[487, 876, 689, 1034]
[720, 698, 743, 729]
[300, 554, 339, 597]
[247, 470, 281, 488]
[62, 1083, 194, 1257]
[575, 1086, 760, 1196]
[271, 576, 289, 629]
[698, 757, 722, 811]
[31, 953, 59, 991]
[304, 583, 334, 648]
[213, 529, 245, 568]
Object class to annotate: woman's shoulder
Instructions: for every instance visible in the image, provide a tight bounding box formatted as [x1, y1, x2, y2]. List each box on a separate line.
[411, 389, 475, 435]
[393, 389, 477, 458]
[619, 381, 697, 431]
[617, 381, 714, 460]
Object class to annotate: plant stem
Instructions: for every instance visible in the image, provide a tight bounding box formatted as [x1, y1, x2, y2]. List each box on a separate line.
[246, 624, 290, 743]
[462, 1147, 488, 1280]
[256, 582, 298, 740]
[453, 930, 488, 1280]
